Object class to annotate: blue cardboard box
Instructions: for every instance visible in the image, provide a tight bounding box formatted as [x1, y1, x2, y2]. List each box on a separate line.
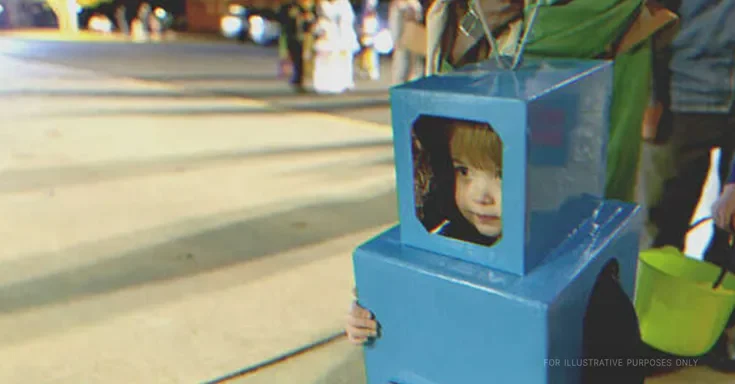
[390, 58, 614, 276]
[353, 197, 642, 384]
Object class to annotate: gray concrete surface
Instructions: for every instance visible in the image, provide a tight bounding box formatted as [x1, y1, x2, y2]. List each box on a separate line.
[0, 30, 394, 127]
[0, 49, 394, 383]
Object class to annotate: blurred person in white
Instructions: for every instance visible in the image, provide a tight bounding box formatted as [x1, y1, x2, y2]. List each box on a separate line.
[334, 0, 360, 90]
[313, 0, 360, 93]
[359, 0, 381, 80]
[313, 2, 343, 93]
[388, 0, 424, 84]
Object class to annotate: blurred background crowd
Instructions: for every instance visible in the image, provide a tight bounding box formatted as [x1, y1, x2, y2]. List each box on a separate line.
[0, 0, 424, 91]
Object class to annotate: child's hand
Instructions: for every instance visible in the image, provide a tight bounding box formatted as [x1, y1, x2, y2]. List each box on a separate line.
[642, 102, 663, 141]
[345, 301, 378, 344]
[713, 183, 735, 232]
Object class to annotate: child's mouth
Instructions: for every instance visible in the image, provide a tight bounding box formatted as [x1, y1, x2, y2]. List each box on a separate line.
[474, 214, 500, 224]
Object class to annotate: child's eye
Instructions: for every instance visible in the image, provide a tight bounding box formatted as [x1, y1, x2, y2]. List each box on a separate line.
[454, 165, 469, 176]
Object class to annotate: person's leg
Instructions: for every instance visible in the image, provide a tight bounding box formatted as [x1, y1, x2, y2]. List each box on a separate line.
[369, 47, 380, 80]
[646, 112, 726, 251]
[403, 51, 416, 82]
[637, 142, 656, 250]
[345, 51, 356, 90]
[410, 53, 426, 82]
[334, 51, 349, 93]
[704, 144, 735, 269]
[391, 47, 410, 85]
[288, 39, 305, 91]
[116, 12, 129, 35]
[704, 111, 735, 372]
[703, 109, 735, 264]
[140, 15, 150, 39]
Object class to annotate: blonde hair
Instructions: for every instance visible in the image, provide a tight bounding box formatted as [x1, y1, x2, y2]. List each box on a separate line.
[448, 121, 502, 176]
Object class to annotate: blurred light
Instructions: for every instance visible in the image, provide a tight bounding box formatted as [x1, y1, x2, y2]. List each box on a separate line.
[88, 15, 113, 33]
[373, 29, 393, 55]
[154, 7, 166, 18]
[76, 4, 83, 13]
[248, 15, 264, 39]
[363, 16, 379, 35]
[229, 4, 246, 15]
[220, 15, 243, 38]
[0, 5, 4, 14]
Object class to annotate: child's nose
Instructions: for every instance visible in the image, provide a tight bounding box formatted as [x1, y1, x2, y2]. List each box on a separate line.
[470, 180, 496, 205]
[474, 192, 496, 205]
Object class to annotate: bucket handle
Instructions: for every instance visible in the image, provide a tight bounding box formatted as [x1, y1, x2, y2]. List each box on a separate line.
[687, 217, 734, 289]
[713, 260, 729, 290]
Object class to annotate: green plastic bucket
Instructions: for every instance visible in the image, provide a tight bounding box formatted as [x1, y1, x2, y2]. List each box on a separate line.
[635, 241, 735, 356]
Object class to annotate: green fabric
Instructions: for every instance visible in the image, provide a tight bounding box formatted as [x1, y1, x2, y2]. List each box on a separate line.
[523, 0, 642, 59]
[440, 0, 653, 203]
[525, 0, 651, 202]
[278, 33, 289, 60]
[604, 42, 651, 202]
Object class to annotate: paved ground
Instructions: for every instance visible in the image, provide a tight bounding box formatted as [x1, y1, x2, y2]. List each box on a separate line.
[0, 37, 395, 383]
[0, 30, 733, 384]
[0, 29, 393, 127]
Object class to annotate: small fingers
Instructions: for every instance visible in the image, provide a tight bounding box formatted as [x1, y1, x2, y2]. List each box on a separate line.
[346, 332, 368, 344]
[345, 300, 379, 345]
[345, 324, 376, 340]
[346, 315, 378, 332]
[345, 324, 378, 345]
[350, 301, 373, 319]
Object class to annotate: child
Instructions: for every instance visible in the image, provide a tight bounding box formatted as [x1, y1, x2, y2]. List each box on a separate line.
[311, 10, 344, 94]
[345, 117, 644, 383]
[427, 119, 502, 247]
[346, 118, 502, 342]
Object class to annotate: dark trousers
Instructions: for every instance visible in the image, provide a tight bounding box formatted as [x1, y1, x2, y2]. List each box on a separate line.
[286, 38, 304, 86]
[644, 109, 735, 326]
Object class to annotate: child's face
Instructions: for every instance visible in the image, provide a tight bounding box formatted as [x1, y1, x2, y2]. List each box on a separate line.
[450, 145, 502, 238]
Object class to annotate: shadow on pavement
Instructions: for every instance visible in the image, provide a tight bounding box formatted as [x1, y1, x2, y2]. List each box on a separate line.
[310, 347, 367, 384]
[0, 188, 397, 345]
[134, 74, 285, 82]
[0, 90, 193, 98]
[0, 88, 388, 99]
[0, 139, 393, 194]
[273, 99, 390, 111]
[216, 88, 389, 100]
[12, 102, 390, 118]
